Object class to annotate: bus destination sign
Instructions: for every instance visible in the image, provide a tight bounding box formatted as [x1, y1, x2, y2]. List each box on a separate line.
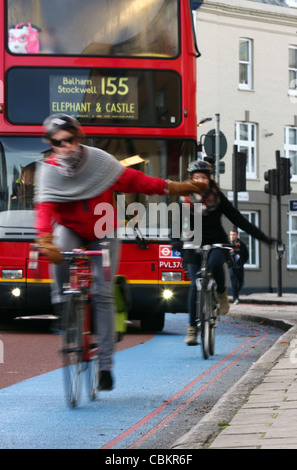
[50, 72, 138, 121]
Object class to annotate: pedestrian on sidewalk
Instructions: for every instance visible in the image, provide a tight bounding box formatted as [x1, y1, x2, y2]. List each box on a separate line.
[171, 159, 276, 346]
[228, 227, 249, 305]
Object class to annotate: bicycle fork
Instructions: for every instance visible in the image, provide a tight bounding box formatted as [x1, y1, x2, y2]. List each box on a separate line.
[196, 274, 218, 325]
[196, 275, 203, 328]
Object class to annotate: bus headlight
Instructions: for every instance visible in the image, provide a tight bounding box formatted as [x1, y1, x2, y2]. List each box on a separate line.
[161, 272, 182, 282]
[162, 289, 173, 300]
[2, 269, 23, 279]
[11, 287, 21, 297]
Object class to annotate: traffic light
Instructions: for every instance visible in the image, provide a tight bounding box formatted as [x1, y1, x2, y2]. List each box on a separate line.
[280, 157, 292, 195]
[219, 161, 225, 174]
[236, 151, 246, 192]
[264, 169, 277, 195]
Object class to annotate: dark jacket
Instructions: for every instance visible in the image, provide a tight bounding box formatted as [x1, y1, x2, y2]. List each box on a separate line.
[172, 190, 272, 265]
[228, 238, 249, 269]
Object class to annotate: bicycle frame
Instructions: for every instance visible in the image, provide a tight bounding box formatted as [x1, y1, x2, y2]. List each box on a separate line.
[196, 247, 217, 318]
[62, 251, 101, 362]
[60, 248, 110, 406]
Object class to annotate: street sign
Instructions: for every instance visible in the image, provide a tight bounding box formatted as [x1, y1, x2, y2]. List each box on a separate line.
[289, 200, 297, 212]
[203, 129, 228, 159]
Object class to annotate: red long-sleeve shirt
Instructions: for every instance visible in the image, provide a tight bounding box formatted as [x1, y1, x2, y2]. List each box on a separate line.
[35, 164, 166, 240]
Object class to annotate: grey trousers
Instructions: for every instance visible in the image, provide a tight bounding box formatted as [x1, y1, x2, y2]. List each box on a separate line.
[50, 226, 120, 371]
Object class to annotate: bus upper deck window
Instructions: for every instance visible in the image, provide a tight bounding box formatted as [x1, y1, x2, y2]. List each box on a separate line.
[6, 0, 178, 58]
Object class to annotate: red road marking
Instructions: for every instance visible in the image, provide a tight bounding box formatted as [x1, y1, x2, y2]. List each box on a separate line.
[101, 321, 268, 449]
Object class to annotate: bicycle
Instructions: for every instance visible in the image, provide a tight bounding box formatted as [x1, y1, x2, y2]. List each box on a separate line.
[29, 244, 111, 407]
[194, 244, 232, 359]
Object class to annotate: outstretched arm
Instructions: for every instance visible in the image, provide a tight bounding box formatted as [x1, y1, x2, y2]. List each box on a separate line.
[112, 167, 207, 196]
[220, 192, 274, 245]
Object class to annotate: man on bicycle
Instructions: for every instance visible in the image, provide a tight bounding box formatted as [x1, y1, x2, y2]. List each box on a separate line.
[172, 159, 276, 346]
[34, 113, 207, 390]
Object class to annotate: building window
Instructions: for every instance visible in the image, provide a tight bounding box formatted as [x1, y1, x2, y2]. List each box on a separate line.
[235, 122, 257, 179]
[287, 214, 297, 268]
[284, 127, 297, 181]
[238, 212, 259, 268]
[239, 38, 252, 90]
[289, 46, 297, 95]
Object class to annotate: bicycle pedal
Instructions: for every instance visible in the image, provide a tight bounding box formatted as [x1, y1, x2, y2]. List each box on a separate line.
[210, 317, 219, 327]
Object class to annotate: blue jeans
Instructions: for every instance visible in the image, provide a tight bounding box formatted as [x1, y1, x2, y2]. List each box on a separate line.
[186, 248, 227, 326]
[229, 267, 244, 301]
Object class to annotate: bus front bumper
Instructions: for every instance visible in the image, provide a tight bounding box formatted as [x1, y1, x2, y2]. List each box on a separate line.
[0, 281, 52, 316]
[128, 283, 189, 318]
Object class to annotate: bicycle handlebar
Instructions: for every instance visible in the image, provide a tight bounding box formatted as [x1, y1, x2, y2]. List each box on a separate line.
[29, 245, 111, 269]
[210, 243, 234, 250]
[61, 250, 103, 256]
[195, 243, 234, 252]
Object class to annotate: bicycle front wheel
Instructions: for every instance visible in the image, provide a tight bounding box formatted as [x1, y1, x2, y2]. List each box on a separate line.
[209, 323, 215, 356]
[197, 287, 210, 359]
[87, 357, 99, 401]
[202, 287, 217, 359]
[201, 307, 210, 359]
[209, 287, 218, 356]
[62, 294, 84, 407]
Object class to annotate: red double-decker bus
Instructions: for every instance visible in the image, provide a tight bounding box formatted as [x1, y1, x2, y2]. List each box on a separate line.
[0, 0, 199, 330]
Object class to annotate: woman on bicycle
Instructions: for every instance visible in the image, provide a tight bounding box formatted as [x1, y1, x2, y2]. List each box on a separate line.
[172, 159, 275, 346]
[34, 113, 207, 391]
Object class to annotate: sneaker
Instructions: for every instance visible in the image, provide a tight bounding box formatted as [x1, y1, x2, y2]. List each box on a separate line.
[184, 325, 198, 346]
[234, 299, 239, 305]
[98, 370, 113, 391]
[218, 289, 229, 315]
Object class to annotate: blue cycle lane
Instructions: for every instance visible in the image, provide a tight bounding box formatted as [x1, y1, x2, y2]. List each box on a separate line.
[0, 314, 280, 449]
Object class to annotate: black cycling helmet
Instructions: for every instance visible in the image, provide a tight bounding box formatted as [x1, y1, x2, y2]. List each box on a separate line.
[187, 159, 213, 175]
[43, 113, 82, 139]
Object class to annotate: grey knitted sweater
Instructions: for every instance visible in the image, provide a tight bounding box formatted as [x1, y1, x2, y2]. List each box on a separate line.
[34, 145, 124, 204]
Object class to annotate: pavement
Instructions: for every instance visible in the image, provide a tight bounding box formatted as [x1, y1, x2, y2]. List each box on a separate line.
[171, 292, 297, 449]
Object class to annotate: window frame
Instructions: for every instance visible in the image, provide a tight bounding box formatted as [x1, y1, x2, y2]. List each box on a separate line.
[234, 121, 257, 179]
[287, 213, 297, 269]
[239, 38, 253, 91]
[289, 45, 297, 96]
[284, 126, 297, 182]
[237, 211, 260, 269]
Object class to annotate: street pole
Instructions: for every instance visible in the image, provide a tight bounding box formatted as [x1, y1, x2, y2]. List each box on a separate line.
[232, 145, 238, 210]
[275, 150, 282, 297]
[215, 114, 220, 185]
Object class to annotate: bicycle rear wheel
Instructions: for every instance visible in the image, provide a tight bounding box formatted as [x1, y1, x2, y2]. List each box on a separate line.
[62, 294, 84, 407]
